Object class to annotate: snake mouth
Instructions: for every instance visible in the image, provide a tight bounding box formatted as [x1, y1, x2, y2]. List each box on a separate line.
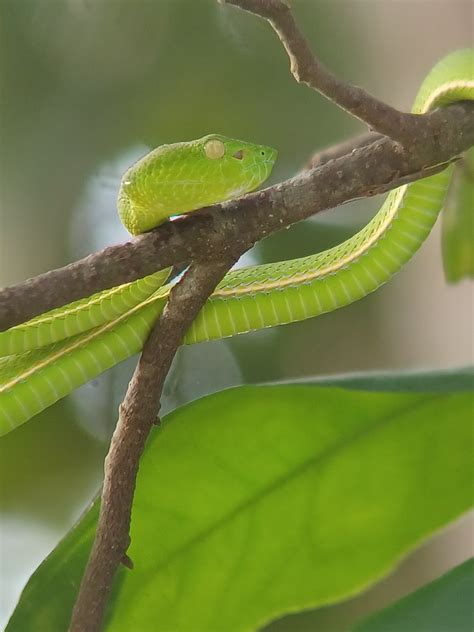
[264, 147, 278, 165]
[242, 158, 277, 175]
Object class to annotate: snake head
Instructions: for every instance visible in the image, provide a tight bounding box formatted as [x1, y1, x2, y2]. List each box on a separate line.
[199, 134, 278, 195]
[118, 134, 277, 235]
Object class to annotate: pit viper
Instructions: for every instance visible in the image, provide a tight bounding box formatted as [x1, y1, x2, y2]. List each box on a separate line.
[0, 49, 472, 435]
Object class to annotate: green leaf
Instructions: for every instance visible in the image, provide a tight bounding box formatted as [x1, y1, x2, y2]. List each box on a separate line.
[7, 370, 474, 632]
[5, 500, 99, 632]
[354, 558, 474, 632]
[302, 365, 474, 393]
[442, 148, 474, 283]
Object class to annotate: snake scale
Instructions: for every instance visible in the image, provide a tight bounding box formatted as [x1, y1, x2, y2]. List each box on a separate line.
[0, 49, 472, 435]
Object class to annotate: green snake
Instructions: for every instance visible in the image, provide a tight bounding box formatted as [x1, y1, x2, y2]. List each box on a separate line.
[1, 50, 472, 435]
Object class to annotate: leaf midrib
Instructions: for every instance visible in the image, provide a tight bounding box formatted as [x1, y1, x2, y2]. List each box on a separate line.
[130, 391, 445, 579]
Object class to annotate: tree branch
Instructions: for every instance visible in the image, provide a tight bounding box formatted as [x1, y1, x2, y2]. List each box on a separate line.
[1, 103, 472, 332]
[222, 0, 434, 145]
[304, 131, 383, 169]
[69, 257, 236, 632]
[3, 3, 474, 631]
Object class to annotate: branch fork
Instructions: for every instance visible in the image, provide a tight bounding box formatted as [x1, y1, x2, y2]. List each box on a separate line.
[2, 2, 472, 630]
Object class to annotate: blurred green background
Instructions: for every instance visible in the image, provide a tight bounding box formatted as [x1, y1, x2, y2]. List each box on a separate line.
[0, 0, 472, 629]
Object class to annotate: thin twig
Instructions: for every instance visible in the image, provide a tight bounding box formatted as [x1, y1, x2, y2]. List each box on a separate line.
[1, 103, 472, 332]
[222, 0, 427, 144]
[304, 131, 383, 169]
[69, 257, 237, 632]
[4, 2, 474, 630]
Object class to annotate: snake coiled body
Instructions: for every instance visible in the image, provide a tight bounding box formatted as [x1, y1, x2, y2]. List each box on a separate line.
[0, 50, 472, 434]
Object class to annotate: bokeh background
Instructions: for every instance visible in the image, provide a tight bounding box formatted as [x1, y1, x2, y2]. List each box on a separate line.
[0, 0, 472, 629]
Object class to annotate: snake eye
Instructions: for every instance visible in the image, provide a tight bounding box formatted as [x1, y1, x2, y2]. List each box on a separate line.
[233, 149, 244, 160]
[204, 139, 225, 160]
